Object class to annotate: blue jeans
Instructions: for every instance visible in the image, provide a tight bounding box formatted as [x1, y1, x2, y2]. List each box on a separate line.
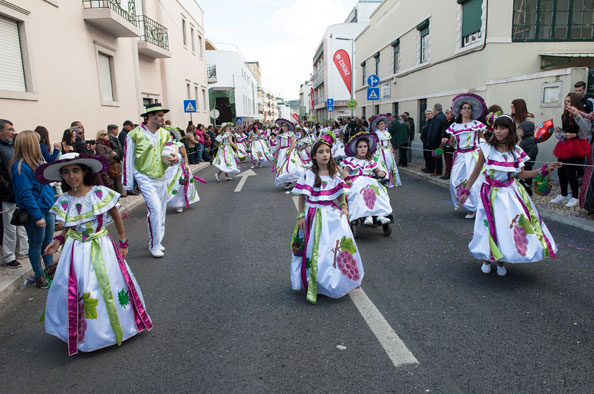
[24, 211, 55, 278]
[196, 143, 204, 162]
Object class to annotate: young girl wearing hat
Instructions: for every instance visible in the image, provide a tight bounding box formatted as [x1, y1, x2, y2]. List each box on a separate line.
[446, 93, 487, 219]
[40, 153, 152, 355]
[291, 136, 364, 304]
[371, 115, 401, 188]
[273, 119, 307, 188]
[458, 115, 561, 276]
[213, 123, 241, 181]
[248, 123, 272, 168]
[295, 126, 313, 167]
[341, 132, 392, 228]
[233, 128, 249, 161]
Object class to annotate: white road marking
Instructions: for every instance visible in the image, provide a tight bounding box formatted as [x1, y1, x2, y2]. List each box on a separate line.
[350, 289, 419, 367]
[234, 169, 257, 193]
[292, 195, 419, 368]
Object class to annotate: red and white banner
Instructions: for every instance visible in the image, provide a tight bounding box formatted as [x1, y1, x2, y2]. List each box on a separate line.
[292, 113, 300, 124]
[310, 87, 314, 110]
[333, 49, 352, 96]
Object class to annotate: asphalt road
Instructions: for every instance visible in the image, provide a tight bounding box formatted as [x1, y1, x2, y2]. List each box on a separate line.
[0, 163, 593, 394]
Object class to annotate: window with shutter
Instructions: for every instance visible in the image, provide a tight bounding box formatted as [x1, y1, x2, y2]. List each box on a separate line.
[0, 15, 26, 92]
[460, 0, 483, 45]
[98, 53, 114, 101]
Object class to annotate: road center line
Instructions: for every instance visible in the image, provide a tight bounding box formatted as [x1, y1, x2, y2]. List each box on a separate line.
[292, 195, 419, 368]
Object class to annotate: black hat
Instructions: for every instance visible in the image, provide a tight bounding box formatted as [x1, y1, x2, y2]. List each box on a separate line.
[140, 103, 169, 118]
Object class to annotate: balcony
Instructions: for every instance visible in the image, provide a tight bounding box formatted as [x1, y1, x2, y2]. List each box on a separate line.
[207, 65, 217, 84]
[137, 15, 170, 58]
[82, 0, 140, 37]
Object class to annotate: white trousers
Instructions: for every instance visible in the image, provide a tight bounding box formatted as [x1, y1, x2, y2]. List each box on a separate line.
[135, 172, 168, 252]
[2, 202, 28, 262]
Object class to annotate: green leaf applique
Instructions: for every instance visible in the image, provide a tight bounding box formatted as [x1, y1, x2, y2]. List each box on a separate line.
[483, 219, 489, 227]
[518, 214, 535, 235]
[306, 258, 312, 269]
[339, 236, 357, 255]
[369, 184, 381, 196]
[82, 292, 98, 319]
[118, 289, 130, 309]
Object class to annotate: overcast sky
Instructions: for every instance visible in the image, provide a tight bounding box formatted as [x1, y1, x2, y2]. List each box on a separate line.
[201, 0, 359, 100]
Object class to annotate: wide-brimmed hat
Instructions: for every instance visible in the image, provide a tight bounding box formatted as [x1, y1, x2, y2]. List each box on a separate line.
[248, 122, 263, 131]
[35, 153, 109, 184]
[140, 102, 170, 118]
[346, 132, 379, 157]
[451, 93, 487, 120]
[370, 115, 390, 132]
[276, 118, 295, 132]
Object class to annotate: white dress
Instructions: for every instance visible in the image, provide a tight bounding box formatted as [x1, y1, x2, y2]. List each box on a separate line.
[273, 131, 307, 186]
[249, 133, 272, 164]
[469, 140, 557, 263]
[234, 133, 248, 159]
[374, 129, 401, 187]
[44, 186, 152, 355]
[447, 120, 485, 211]
[297, 135, 313, 167]
[343, 157, 392, 221]
[166, 150, 200, 208]
[213, 131, 241, 174]
[291, 170, 364, 304]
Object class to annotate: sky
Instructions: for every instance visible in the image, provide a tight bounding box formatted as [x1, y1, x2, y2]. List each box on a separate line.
[201, 0, 359, 100]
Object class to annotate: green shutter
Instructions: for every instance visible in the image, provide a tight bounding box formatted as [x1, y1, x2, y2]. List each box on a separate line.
[462, 0, 483, 37]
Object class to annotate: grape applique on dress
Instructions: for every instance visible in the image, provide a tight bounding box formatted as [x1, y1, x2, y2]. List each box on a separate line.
[75, 203, 82, 214]
[361, 185, 381, 209]
[510, 214, 534, 256]
[331, 237, 360, 281]
[60, 200, 69, 210]
[94, 189, 103, 199]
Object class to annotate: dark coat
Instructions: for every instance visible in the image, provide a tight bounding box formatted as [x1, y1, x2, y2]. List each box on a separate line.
[426, 111, 447, 149]
[519, 121, 538, 166]
[109, 134, 124, 162]
[389, 119, 410, 147]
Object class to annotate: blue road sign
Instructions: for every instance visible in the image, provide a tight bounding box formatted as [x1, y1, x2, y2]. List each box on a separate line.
[367, 74, 380, 87]
[326, 98, 334, 112]
[236, 117, 243, 124]
[184, 100, 197, 113]
[367, 88, 380, 101]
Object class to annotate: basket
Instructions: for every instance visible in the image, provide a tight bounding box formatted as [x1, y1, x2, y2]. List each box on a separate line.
[533, 173, 553, 196]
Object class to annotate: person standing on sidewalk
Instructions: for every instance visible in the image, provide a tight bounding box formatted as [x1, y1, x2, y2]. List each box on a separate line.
[425, 103, 447, 176]
[107, 124, 125, 196]
[123, 103, 180, 258]
[440, 108, 456, 180]
[0, 119, 28, 269]
[389, 114, 409, 167]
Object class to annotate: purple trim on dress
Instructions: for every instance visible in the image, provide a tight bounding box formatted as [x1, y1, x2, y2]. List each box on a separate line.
[293, 182, 344, 197]
[486, 159, 521, 168]
[67, 242, 79, 356]
[306, 199, 340, 210]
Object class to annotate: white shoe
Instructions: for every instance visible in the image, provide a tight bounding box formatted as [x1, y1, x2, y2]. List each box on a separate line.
[283, 182, 293, 190]
[150, 249, 164, 258]
[565, 197, 579, 208]
[258, 162, 262, 168]
[481, 262, 492, 274]
[215, 173, 220, 182]
[364, 216, 374, 225]
[250, 165, 255, 169]
[225, 176, 232, 181]
[176, 207, 184, 213]
[465, 212, 476, 219]
[377, 215, 391, 225]
[550, 195, 567, 204]
[496, 265, 507, 276]
[159, 245, 165, 252]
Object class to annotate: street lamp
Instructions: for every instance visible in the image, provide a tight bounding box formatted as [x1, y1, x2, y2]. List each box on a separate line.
[335, 36, 354, 117]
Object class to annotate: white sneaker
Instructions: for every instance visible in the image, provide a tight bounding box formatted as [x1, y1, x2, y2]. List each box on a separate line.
[225, 176, 232, 181]
[377, 215, 391, 225]
[215, 173, 220, 182]
[159, 245, 165, 252]
[258, 162, 262, 168]
[150, 249, 164, 258]
[481, 262, 492, 274]
[283, 182, 293, 190]
[250, 165, 255, 169]
[364, 216, 374, 225]
[176, 207, 184, 213]
[465, 212, 476, 219]
[565, 197, 579, 208]
[496, 265, 507, 276]
[550, 195, 567, 204]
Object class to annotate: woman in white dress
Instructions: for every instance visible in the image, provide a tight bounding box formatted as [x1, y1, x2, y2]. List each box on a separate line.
[213, 123, 241, 181]
[248, 122, 272, 168]
[273, 118, 307, 188]
[371, 116, 401, 187]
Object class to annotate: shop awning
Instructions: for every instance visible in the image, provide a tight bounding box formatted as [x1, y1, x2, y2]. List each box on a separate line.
[540, 53, 594, 69]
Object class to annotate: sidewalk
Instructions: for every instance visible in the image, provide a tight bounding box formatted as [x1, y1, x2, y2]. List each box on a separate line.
[0, 161, 210, 303]
[398, 157, 594, 233]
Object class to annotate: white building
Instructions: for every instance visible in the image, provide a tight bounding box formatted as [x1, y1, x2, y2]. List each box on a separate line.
[299, 82, 313, 121]
[206, 45, 258, 125]
[310, 0, 382, 120]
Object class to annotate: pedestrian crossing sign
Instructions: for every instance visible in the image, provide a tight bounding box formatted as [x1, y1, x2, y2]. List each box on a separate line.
[184, 100, 197, 113]
[367, 88, 379, 101]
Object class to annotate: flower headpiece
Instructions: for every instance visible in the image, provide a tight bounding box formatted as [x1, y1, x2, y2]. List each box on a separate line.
[484, 111, 502, 130]
[317, 130, 336, 147]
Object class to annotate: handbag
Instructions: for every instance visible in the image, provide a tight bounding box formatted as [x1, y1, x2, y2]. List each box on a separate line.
[107, 160, 121, 178]
[10, 189, 42, 226]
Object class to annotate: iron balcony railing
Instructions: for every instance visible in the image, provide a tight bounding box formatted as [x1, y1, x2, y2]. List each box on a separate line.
[207, 65, 217, 79]
[82, 0, 138, 27]
[138, 15, 169, 50]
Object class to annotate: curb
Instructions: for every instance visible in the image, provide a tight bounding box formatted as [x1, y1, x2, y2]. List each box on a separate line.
[398, 167, 594, 233]
[0, 162, 210, 304]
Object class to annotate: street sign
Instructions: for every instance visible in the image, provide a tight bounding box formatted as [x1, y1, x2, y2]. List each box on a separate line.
[210, 109, 220, 119]
[236, 117, 243, 124]
[367, 74, 380, 87]
[184, 100, 197, 113]
[327, 98, 334, 112]
[347, 99, 357, 109]
[367, 88, 380, 101]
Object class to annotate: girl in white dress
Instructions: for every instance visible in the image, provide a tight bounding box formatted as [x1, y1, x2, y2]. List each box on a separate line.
[248, 123, 272, 168]
[459, 115, 561, 276]
[165, 140, 200, 213]
[291, 136, 364, 304]
[39, 153, 152, 355]
[273, 118, 307, 188]
[296, 126, 313, 167]
[371, 116, 401, 188]
[213, 123, 241, 181]
[233, 128, 249, 160]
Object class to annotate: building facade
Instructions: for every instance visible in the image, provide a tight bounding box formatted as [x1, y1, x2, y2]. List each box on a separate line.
[354, 0, 594, 162]
[0, 0, 210, 140]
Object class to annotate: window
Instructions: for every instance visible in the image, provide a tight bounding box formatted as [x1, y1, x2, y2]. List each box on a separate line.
[374, 104, 380, 115]
[361, 61, 366, 85]
[0, 15, 26, 92]
[362, 106, 366, 118]
[182, 18, 187, 46]
[417, 19, 430, 64]
[392, 102, 399, 115]
[186, 83, 191, 99]
[195, 86, 198, 106]
[460, 0, 483, 46]
[419, 98, 428, 128]
[202, 89, 207, 111]
[98, 53, 114, 101]
[512, 0, 594, 41]
[190, 27, 195, 52]
[198, 34, 203, 57]
[374, 52, 380, 75]
[391, 39, 400, 74]
[143, 97, 154, 107]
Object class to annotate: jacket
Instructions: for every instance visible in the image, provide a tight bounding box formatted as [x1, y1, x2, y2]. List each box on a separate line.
[389, 119, 410, 147]
[426, 111, 447, 149]
[109, 134, 124, 162]
[11, 160, 55, 221]
[518, 121, 538, 166]
[0, 149, 15, 202]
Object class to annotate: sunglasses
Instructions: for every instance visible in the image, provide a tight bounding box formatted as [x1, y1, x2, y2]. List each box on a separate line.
[461, 106, 472, 110]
